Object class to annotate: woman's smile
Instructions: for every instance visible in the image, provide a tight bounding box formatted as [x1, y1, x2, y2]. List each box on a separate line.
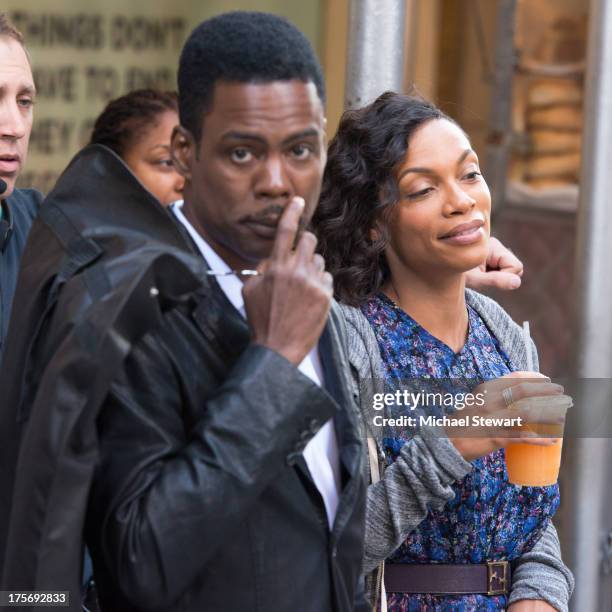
[438, 218, 486, 246]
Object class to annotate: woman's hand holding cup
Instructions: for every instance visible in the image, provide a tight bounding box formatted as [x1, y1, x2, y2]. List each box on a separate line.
[445, 371, 571, 463]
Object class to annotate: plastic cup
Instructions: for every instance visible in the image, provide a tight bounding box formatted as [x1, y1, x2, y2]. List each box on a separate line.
[504, 394, 572, 487]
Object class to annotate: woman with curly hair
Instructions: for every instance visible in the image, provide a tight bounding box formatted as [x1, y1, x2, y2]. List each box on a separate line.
[90, 89, 183, 206]
[312, 92, 573, 611]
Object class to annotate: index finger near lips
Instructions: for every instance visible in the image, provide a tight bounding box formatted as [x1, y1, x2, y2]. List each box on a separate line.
[272, 197, 305, 261]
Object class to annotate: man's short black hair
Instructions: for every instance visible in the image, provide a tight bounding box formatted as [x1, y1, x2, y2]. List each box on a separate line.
[178, 11, 326, 142]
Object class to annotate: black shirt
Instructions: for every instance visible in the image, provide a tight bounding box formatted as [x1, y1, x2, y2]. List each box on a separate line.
[0, 188, 42, 358]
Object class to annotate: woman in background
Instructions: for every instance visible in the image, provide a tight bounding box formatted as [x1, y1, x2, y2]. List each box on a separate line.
[81, 89, 184, 611]
[312, 92, 573, 611]
[90, 89, 184, 206]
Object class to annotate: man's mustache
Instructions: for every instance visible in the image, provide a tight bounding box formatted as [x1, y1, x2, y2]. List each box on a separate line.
[247, 204, 286, 223]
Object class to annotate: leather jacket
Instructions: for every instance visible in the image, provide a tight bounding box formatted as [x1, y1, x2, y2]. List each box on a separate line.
[0, 145, 368, 611]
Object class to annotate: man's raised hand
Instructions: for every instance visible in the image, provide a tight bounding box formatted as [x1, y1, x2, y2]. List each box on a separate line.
[465, 237, 524, 291]
[243, 197, 333, 366]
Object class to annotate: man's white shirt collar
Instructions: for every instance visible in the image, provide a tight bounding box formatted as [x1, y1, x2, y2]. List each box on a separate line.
[172, 200, 245, 315]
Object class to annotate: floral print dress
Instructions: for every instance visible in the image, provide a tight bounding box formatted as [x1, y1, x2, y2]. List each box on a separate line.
[362, 293, 560, 611]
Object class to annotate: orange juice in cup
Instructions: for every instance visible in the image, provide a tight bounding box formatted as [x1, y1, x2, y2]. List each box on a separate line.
[504, 394, 572, 487]
[503, 321, 572, 487]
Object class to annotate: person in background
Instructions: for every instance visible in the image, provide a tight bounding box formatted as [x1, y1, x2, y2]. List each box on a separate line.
[0, 21, 98, 609]
[0, 13, 42, 360]
[313, 92, 574, 611]
[90, 89, 184, 206]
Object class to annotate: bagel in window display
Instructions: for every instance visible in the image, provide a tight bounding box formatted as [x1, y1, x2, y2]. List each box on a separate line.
[526, 151, 581, 180]
[527, 78, 582, 108]
[530, 130, 582, 155]
[527, 104, 582, 131]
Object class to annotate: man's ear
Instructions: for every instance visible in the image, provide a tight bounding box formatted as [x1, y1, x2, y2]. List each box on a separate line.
[171, 125, 194, 181]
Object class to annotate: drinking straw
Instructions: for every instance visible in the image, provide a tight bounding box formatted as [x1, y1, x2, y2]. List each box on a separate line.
[522, 321, 534, 372]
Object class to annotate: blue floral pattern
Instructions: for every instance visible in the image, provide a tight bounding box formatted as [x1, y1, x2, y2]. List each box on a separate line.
[362, 293, 560, 611]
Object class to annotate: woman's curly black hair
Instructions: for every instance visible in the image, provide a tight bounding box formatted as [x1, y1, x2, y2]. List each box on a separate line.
[90, 89, 178, 157]
[312, 92, 452, 306]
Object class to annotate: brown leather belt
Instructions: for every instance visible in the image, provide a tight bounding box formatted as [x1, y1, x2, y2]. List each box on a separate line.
[384, 561, 511, 596]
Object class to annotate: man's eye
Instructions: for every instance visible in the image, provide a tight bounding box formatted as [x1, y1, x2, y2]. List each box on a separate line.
[18, 98, 34, 109]
[290, 144, 313, 160]
[230, 148, 253, 163]
[463, 171, 481, 181]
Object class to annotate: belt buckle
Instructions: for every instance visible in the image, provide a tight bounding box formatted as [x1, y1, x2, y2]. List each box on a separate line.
[487, 560, 509, 595]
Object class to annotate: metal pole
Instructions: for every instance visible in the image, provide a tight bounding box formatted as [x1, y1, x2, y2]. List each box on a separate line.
[484, 0, 517, 214]
[344, 0, 407, 110]
[564, 0, 612, 609]
[403, 0, 418, 90]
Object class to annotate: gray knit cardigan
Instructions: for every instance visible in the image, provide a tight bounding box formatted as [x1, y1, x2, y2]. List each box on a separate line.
[339, 289, 574, 611]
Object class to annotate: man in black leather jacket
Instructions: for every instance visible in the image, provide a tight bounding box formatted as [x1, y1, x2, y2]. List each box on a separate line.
[0, 12, 367, 612]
